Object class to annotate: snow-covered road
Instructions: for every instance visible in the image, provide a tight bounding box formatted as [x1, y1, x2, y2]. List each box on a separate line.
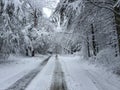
[0, 55, 120, 90]
[0, 55, 48, 90]
[50, 58, 67, 90]
[6, 56, 51, 90]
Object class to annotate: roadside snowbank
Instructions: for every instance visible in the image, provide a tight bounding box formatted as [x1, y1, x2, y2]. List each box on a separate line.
[89, 48, 120, 75]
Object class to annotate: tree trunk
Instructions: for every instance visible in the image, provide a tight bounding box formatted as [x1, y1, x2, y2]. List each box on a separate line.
[91, 24, 96, 56]
[32, 50, 35, 56]
[87, 33, 91, 57]
[34, 9, 38, 28]
[114, 6, 120, 55]
[26, 49, 28, 56]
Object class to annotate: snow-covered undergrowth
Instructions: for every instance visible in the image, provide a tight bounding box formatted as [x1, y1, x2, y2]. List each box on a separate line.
[89, 48, 120, 75]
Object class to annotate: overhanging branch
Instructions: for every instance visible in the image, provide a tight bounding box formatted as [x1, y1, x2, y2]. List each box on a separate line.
[86, 0, 120, 15]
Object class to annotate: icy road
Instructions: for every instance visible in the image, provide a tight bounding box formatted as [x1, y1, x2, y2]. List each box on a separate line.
[0, 55, 120, 90]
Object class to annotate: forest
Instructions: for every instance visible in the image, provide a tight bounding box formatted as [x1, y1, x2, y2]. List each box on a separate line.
[0, 0, 120, 90]
[0, 0, 120, 73]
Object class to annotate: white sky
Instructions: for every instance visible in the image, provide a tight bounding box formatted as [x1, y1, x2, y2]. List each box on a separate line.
[43, 7, 52, 18]
[42, 0, 59, 18]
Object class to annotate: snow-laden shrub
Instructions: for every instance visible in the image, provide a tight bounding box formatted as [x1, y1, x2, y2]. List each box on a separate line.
[93, 48, 120, 75]
[109, 57, 120, 75]
[95, 48, 115, 66]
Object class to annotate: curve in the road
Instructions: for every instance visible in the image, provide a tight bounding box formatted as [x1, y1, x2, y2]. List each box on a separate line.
[5, 56, 51, 90]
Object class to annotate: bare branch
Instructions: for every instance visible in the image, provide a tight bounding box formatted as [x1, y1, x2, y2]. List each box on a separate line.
[86, 0, 120, 15]
[26, 0, 35, 11]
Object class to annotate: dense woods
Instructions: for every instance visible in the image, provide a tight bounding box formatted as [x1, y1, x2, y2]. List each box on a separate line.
[1, 1, 120, 90]
[52, 0, 120, 56]
[0, 0, 120, 73]
[0, 0, 56, 58]
[51, 0, 120, 73]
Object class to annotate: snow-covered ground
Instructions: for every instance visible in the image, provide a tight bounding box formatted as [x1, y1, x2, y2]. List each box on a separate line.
[0, 55, 120, 90]
[59, 55, 120, 90]
[0, 54, 47, 90]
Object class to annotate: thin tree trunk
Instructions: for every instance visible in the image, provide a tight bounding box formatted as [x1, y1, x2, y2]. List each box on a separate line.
[87, 33, 91, 57]
[32, 50, 35, 56]
[26, 49, 28, 56]
[91, 24, 96, 56]
[114, 6, 120, 55]
[34, 9, 37, 28]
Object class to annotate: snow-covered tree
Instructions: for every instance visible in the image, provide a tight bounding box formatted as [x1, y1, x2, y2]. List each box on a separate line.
[0, 0, 56, 58]
[52, 0, 120, 58]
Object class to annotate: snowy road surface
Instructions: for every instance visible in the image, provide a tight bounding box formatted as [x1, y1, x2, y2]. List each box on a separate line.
[0, 55, 120, 90]
[0, 55, 48, 90]
[6, 56, 51, 90]
[50, 58, 67, 90]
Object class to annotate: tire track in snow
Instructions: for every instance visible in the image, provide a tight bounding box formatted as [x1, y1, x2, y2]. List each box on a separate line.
[5, 56, 51, 90]
[50, 58, 67, 90]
